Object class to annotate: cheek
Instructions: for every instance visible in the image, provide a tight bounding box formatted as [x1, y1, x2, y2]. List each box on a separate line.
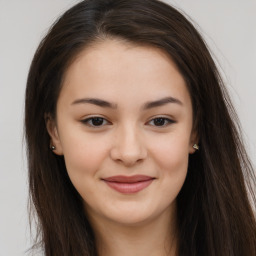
[60, 132, 109, 181]
[148, 133, 190, 192]
[60, 134, 111, 205]
[149, 132, 190, 169]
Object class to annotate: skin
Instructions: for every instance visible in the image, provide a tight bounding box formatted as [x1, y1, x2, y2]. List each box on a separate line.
[47, 39, 197, 256]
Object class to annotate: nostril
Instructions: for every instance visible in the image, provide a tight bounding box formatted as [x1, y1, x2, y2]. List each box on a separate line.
[109, 130, 147, 165]
[110, 147, 147, 166]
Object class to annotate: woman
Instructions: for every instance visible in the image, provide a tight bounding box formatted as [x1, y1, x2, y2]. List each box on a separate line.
[25, 0, 256, 255]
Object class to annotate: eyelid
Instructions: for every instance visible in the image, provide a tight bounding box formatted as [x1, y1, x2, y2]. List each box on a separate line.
[146, 116, 176, 127]
[80, 115, 176, 128]
[80, 116, 111, 127]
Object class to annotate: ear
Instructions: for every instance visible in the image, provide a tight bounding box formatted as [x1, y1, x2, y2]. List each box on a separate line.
[45, 114, 63, 155]
[189, 130, 199, 154]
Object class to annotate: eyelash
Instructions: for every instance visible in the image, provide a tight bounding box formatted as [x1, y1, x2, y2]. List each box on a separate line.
[81, 117, 110, 127]
[81, 116, 175, 128]
[148, 117, 175, 127]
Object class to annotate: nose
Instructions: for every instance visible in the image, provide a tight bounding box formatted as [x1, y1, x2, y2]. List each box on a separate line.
[110, 125, 147, 167]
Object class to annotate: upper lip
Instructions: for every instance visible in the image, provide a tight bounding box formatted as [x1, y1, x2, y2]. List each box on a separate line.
[102, 175, 154, 183]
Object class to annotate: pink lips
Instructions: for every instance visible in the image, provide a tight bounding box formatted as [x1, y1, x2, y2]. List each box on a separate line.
[102, 175, 154, 194]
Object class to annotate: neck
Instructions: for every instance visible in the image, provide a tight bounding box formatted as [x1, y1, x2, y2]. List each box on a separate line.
[89, 204, 178, 256]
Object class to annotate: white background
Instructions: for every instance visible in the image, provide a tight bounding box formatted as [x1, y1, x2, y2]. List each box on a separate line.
[0, 0, 255, 255]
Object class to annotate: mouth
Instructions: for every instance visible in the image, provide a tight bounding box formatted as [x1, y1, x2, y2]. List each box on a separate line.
[102, 175, 155, 194]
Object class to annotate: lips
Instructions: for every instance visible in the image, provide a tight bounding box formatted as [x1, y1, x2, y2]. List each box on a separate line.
[102, 175, 155, 194]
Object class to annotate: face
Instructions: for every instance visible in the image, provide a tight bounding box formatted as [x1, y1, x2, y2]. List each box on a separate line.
[47, 39, 196, 228]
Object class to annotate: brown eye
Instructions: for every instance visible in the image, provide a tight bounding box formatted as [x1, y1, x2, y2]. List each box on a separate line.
[91, 117, 104, 126]
[81, 117, 109, 127]
[153, 118, 166, 126]
[148, 117, 175, 127]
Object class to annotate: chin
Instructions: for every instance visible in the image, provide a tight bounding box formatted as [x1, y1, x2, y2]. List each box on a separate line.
[90, 200, 174, 228]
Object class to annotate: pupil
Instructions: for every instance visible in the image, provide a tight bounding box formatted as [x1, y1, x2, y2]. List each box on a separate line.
[92, 117, 103, 126]
[154, 118, 165, 126]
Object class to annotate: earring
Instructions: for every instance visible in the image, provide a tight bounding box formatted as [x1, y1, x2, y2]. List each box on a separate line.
[50, 145, 56, 151]
[193, 144, 199, 151]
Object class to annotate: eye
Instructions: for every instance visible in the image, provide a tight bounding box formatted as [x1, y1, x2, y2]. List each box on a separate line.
[148, 117, 175, 127]
[81, 117, 110, 127]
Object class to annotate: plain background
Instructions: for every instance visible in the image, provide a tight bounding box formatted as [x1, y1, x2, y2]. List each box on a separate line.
[0, 0, 255, 255]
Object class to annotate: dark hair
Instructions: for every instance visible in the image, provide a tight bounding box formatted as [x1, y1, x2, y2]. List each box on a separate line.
[25, 0, 256, 255]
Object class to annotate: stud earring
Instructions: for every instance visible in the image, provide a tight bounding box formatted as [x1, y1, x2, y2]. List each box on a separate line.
[50, 145, 56, 151]
[193, 144, 199, 151]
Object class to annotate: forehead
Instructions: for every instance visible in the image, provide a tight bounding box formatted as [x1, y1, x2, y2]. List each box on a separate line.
[60, 39, 190, 106]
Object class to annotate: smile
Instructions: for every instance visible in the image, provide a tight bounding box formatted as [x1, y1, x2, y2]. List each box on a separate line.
[102, 175, 155, 194]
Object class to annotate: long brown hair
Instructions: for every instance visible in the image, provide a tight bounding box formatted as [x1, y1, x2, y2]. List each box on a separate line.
[25, 0, 256, 255]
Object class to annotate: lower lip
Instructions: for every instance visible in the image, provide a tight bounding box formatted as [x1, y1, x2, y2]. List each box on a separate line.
[103, 179, 154, 194]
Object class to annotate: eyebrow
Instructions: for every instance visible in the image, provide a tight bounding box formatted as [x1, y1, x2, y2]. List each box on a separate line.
[71, 98, 117, 108]
[142, 96, 183, 110]
[71, 96, 183, 109]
